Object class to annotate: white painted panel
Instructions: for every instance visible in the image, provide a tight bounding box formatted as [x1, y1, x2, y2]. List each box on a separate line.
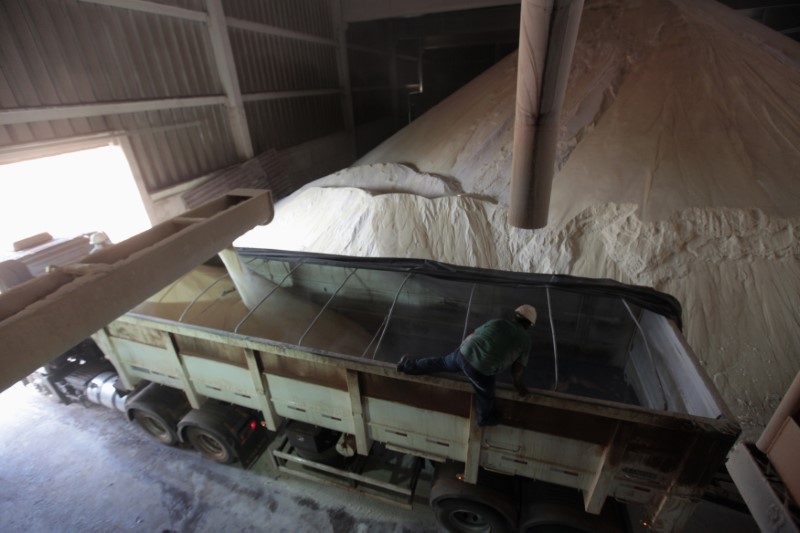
[481, 425, 604, 491]
[112, 337, 181, 383]
[266, 375, 354, 433]
[481, 448, 589, 490]
[182, 355, 259, 410]
[364, 398, 467, 461]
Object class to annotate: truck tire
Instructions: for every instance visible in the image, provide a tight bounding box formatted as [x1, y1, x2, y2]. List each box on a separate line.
[125, 384, 190, 447]
[132, 409, 179, 446]
[433, 498, 513, 533]
[186, 426, 235, 464]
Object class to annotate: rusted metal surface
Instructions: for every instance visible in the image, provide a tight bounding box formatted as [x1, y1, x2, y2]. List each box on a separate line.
[360, 373, 471, 418]
[497, 397, 617, 446]
[106, 321, 167, 349]
[260, 350, 348, 391]
[172, 333, 248, 368]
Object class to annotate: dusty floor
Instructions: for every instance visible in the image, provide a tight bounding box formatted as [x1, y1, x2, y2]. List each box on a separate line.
[0, 383, 759, 532]
[0, 383, 438, 532]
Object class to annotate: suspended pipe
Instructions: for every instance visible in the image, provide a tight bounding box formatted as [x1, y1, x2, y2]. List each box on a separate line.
[508, 0, 584, 229]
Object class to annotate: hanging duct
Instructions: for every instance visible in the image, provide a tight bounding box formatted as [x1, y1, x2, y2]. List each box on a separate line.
[508, 0, 584, 229]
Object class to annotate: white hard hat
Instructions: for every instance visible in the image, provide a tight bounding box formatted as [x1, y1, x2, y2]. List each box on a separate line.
[515, 304, 537, 325]
[90, 232, 110, 246]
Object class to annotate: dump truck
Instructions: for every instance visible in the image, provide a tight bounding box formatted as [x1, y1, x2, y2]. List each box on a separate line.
[6, 192, 740, 532]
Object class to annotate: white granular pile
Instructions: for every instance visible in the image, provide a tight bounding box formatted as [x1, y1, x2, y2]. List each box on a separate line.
[237, 0, 800, 439]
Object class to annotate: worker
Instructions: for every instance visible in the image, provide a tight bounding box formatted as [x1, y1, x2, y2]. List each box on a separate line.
[396, 304, 536, 426]
[89, 232, 111, 253]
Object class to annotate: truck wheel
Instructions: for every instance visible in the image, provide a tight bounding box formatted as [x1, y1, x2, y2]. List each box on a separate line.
[132, 410, 179, 446]
[433, 498, 512, 533]
[186, 426, 235, 464]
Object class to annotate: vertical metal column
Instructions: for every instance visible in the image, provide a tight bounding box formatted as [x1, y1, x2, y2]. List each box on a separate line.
[508, 0, 584, 229]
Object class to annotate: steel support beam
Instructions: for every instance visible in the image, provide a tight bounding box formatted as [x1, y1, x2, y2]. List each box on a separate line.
[0, 189, 274, 393]
[0, 132, 117, 164]
[342, 0, 522, 22]
[241, 89, 342, 103]
[333, 0, 357, 161]
[206, 0, 254, 160]
[77, 0, 207, 22]
[0, 96, 227, 126]
[226, 17, 338, 46]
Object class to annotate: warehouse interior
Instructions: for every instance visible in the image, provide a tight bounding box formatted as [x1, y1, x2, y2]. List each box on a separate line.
[1, 0, 799, 531]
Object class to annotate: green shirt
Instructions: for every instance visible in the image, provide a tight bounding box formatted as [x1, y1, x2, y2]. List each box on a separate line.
[460, 319, 531, 376]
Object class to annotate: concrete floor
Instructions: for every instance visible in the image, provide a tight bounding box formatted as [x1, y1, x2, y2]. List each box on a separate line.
[0, 383, 438, 532]
[0, 383, 761, 533]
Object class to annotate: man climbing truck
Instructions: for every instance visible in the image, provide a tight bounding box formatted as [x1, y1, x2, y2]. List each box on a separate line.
[2, 195, 740, 532]
[397, 304, 536, 426]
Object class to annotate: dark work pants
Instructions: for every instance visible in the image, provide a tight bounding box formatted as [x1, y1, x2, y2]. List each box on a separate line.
[401, 348, 497, 425]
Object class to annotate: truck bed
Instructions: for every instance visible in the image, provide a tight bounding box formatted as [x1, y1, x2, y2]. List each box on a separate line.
[135, 249, 712, 412]
[99, 249, 740, 526]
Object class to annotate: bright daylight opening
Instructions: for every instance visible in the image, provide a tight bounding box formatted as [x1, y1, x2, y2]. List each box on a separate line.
[0, 144, 152, 255]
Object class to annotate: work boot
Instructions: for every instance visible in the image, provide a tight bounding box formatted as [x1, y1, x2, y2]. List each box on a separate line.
[396, 354, 411, 373]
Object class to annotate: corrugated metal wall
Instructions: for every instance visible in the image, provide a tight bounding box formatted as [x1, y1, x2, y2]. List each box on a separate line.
[225, 0, 334, 38]
[0, 0, 349, 197]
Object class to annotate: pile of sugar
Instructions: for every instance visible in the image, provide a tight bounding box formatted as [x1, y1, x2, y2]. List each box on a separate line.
[237, 0, 800, 439]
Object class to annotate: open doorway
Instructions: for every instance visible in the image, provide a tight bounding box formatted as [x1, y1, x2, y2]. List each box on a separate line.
[0, 143, 152, 256]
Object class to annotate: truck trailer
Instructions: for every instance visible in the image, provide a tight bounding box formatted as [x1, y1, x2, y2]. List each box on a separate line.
[24, 247, 739, 532]
[6, 192, 740, 532]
